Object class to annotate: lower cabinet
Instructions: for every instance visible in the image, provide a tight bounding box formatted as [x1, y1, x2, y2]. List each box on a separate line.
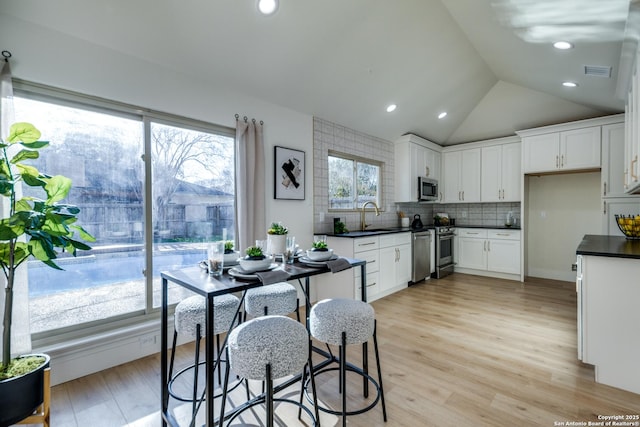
[314, 233, 411, 302]
[455, 228, 521, 278]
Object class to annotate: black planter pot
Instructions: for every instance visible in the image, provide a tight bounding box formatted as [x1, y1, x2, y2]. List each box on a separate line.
[0, 353, 50, 427]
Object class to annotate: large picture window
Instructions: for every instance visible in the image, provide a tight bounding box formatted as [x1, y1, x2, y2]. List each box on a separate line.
[13, 87, 235, 341]
[328, 151, 381, 210]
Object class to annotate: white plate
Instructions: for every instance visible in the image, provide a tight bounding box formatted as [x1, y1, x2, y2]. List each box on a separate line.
[299, 254, 339, 267]
[228, 263, 279, 279]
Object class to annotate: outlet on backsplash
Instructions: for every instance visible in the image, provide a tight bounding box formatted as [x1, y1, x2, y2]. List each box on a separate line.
[461, 211, 467, 218]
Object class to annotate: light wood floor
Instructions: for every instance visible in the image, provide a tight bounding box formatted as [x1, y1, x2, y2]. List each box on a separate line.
[23, 273, 640, 426]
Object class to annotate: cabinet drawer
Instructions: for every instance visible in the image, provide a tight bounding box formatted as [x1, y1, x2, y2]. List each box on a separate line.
[355, 271, 379, 299]
[353, 236, 379, 252]
[488, 230, 520, 240]
[354, 250, 380, 274]
[456, 228, 488, 238]
[379, 232, 411, 248]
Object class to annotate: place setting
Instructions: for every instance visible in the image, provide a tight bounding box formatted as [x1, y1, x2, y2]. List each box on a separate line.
[299, 235, 351, 273]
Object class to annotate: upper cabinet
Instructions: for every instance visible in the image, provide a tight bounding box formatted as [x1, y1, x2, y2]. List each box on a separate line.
[394, 134, 441, 203]
[624, 49, 640, 194]
[442, 148, 481, 203]
[601, 122, 627, 198]
[521, 126, 601, 174]
[481, 142, 521, 202]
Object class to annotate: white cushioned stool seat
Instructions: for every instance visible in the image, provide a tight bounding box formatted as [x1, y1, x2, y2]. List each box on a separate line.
[174, 294, 240, 337]
[244, 282, 298, 318]
[228, 315, 308, 380]
[310, 298, 375, 345]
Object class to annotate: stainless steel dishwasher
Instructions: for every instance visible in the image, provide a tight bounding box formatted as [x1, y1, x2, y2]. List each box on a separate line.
[411, 230, 431, 284]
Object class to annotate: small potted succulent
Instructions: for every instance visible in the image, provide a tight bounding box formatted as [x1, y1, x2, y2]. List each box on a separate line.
[306, 238, 334, 261]
[222, 240, 239, 264]
[266, 221, 288, 255]
[239, 245, 272, 272]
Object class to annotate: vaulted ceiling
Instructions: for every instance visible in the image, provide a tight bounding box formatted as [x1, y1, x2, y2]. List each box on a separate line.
[0, 0, 634, 145]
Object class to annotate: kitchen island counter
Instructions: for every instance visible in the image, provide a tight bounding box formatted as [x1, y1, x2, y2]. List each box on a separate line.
[576, 234, 640, 259]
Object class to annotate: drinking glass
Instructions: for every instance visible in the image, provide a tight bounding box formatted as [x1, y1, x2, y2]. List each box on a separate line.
[207, 241, 225, 277]
[284, 236, 296, 264]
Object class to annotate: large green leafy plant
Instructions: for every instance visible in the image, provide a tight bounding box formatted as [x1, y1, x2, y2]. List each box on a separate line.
[0, 122, 95, 378]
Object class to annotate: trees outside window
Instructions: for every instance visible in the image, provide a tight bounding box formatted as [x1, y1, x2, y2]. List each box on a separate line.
[328, 151, 381, 210]
[14, 94, 234, 337]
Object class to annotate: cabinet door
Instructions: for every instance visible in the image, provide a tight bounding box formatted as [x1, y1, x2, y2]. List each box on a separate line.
[561, 126, 601, 171]
[501, 142, 521, 201]
[602, 123, 627, 197]
[523, 133, 560, 173]
[602, 198, 640, 236]
[457, 237, 486, 270]
[461, 149, 481, 202]
[394, 141, 412, 202]
[442, 151, 462, 203]
[487, 239, 520, 274]
[378, 246, 396, 293]
[396, 244, 412, 286]
[481, 145, 501, 202]
[425, 148, 441, 181]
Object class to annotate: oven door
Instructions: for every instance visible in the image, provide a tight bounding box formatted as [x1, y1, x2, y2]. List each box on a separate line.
[437, 233, 454, 267]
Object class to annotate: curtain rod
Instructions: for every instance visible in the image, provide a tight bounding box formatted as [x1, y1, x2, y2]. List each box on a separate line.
[235, 113, 263, 125]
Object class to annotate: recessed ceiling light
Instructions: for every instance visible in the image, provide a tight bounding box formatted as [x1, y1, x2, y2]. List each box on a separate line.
[386, 104, 397, 113]
[257, 0, 278, 15]
[553, 41, 573, 50]
[438, 112, 447, 119]
[562, 81, 578, 87]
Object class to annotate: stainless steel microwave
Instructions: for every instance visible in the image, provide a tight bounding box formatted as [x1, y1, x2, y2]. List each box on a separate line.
[418, 177, 438, 201]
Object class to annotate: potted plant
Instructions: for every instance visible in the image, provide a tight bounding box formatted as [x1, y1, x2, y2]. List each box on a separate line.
[266, 221, 288, 256]
[239, 245, 272, 272]
[0, 122, 95, 426]
[306, 239, 334, 261]
[222, 240, 239, 264]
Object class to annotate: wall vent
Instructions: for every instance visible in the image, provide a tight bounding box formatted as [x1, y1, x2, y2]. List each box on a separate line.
[584, 65, 612, 78]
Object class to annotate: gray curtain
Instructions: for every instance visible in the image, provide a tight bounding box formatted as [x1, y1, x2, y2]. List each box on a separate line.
[235, 116, 266, 252]
[0, 59, 31, 357]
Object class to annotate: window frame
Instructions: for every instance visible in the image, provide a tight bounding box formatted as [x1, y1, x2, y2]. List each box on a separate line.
[12, 80, 236, 348]
[327, 150, 383, 212]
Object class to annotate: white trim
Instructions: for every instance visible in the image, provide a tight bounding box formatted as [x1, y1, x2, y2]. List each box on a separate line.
[516, 114, 625, 138]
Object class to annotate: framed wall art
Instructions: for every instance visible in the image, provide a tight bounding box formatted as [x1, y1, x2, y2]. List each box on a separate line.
[274, 146, 305, 200]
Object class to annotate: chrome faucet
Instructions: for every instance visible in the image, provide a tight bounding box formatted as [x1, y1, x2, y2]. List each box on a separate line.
[360, 201, 380, 231]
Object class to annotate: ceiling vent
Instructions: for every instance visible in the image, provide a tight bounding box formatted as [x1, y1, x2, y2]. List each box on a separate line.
[584, 65, 612, 78]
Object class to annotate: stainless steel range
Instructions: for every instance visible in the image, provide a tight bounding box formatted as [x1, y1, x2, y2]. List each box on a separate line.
[433, 226, 455, 278]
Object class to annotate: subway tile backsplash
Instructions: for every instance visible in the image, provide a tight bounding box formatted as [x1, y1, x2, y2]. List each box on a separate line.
[313, 117, 521, 232]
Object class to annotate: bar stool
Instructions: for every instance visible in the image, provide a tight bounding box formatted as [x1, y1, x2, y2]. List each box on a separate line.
[219, 315, 319, 427]
[307, 298, 387, 426]
[168, 293, 241, 417]
[244, 282, 300, 322]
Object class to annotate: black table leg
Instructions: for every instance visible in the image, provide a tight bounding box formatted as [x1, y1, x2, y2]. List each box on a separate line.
[161, 277, 169, 426]
[206, 294, 216, 427]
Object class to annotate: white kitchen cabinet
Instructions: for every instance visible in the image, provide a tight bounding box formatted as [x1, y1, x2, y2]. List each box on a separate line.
[601, 198, 640, 237]
[378, 233, 411, 294]
[601, 122, 628, 198]
[317, 233, 410, 302]
[394, 134, 441, 202]
[455, 228, 521, 278]
[442, 148, 481, 203]
[521, 126, 601, 174]
[624, 55, 640, 194]
[579, 254, 640, 394]
[481, 142, 521, 202]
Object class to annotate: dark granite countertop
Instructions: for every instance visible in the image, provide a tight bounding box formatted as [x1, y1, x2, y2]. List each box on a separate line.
[576, 234, 640, 259]
[455, 225, 521, 230]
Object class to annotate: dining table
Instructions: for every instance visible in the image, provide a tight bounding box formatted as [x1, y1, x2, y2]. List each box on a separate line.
[160, 256, 367, 427]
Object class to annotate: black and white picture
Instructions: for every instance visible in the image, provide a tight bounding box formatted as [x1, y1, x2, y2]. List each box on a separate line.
[274, 146, 305, 200]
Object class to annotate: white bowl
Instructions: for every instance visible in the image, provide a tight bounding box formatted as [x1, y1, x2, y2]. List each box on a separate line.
[223, 251, 240, 264]
[238, 256, 273, 273]
[305, 249, 334, 261]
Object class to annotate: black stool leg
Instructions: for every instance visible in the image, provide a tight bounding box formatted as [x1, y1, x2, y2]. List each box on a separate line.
[192, 324, 202, 417]
[218, 347, 231, 427]
[373, 320, 387, 422]
[340, 332, 347, 427]
[266, 364, 274, 427]
[295, 298, 301, 322]
[216, 334, 222, 384]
